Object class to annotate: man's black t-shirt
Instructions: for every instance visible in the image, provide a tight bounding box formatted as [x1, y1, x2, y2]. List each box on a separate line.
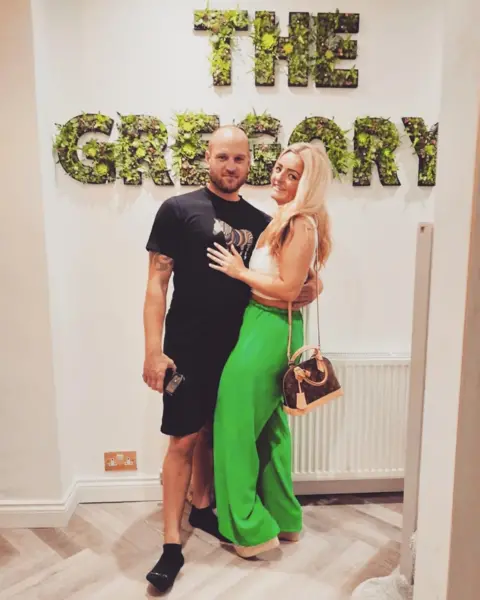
[146, 187, 271, 338]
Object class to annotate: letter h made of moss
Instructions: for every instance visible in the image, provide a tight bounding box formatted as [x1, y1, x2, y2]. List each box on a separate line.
[252, 11, 311, 87]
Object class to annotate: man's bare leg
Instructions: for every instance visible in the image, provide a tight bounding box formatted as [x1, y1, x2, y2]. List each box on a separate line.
[162, 433, 199, 543]
[191, 425, 213, 509]
[147, 432, 198, 593]
[188, 425, 231, 543]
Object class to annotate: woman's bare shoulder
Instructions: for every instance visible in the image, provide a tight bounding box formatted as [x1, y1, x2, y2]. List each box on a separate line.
[289, 214, 316, 237]
[279, 215, 316, 255]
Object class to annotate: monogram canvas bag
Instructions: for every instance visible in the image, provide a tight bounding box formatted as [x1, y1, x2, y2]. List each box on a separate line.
[282, 229, 343, 416]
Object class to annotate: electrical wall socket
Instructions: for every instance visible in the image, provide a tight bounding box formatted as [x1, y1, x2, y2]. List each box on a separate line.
[104, 451, 137, 472]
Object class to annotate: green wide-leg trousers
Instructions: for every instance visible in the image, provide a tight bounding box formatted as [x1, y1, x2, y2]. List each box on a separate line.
[213, 300, 303, 547]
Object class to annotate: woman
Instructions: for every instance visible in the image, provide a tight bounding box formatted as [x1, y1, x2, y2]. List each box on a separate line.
[206, 142, 333, 558]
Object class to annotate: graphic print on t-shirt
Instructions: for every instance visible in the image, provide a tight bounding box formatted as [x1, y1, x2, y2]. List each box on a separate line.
[213, 218, 254, 260]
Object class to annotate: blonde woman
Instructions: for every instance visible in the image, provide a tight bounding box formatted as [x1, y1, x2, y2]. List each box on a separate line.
[206, 142, 333, 558]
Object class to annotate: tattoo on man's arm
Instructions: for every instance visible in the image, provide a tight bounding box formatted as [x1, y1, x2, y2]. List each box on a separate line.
[152, 253, 174, 272]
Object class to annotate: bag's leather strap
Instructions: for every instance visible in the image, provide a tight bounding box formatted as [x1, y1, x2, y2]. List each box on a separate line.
[287, 217, 321, 361]
[289, 344, 323, 364]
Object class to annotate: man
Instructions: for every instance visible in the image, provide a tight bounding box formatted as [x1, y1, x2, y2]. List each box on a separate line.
[142, 126, 320, 593]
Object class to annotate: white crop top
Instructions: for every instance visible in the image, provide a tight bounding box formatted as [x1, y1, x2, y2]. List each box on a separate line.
[249, 215, 318, 301]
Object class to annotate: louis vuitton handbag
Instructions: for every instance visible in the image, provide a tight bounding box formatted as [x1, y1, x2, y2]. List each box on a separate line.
[282, 247, 343, 416]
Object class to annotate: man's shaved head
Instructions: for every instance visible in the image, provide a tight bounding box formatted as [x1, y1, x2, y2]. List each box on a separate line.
[205, 125, 251, 196]
[208, 126, 250, 154]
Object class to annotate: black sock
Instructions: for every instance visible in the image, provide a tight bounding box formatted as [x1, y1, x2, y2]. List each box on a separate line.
[146, 544, 184, 593]
[188, 505, 231, 543]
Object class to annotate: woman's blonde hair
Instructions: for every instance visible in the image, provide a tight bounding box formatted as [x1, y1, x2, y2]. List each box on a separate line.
[268, 142, 333, 270]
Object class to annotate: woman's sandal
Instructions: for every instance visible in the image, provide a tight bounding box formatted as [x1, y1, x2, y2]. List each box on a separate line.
[278, 531, 301, 542]
[234, 536, 280, 558]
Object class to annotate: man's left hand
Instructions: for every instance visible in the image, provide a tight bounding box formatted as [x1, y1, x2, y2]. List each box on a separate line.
[292, 269, 323, 310]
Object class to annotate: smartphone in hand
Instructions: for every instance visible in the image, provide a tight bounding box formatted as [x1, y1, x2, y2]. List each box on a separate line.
[164, 368, 185, 396]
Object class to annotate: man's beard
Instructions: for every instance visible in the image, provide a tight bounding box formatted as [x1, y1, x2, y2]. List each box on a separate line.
[209, 171, 246, 194]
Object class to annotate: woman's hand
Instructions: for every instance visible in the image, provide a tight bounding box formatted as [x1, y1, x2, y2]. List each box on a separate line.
[207, 243, 246, 280]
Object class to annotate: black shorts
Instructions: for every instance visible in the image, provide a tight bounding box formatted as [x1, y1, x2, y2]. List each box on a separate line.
[161, 321, 241, 438]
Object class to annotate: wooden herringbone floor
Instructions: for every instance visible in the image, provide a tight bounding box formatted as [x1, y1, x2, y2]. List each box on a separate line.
[0, 494, 402, 600]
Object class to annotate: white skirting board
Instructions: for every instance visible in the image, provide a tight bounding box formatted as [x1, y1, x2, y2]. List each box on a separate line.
[0, 475, 162, 529]
[0, 481, 79, 529]
[0, 474, 403, 529]
[294, 477, 404, 496]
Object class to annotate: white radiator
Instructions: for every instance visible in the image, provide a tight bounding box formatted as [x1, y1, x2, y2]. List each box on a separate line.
[289, 354, 410, 493]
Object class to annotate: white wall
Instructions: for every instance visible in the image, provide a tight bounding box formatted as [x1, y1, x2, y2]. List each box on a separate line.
[30, 0, 83, 497]
[0, 0, 62, 502]
[11, 0, 443, 498]
[413, 0, 480, 596]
